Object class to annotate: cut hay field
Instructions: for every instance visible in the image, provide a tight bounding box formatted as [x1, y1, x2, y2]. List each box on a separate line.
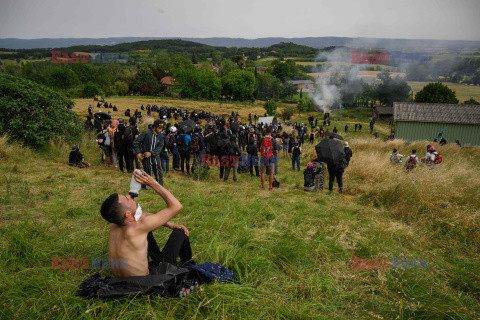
[407, 81, 480, 103]
[1, 104, 479, 319]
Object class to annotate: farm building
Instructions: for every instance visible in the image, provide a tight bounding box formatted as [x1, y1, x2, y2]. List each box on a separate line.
[374, 106, 394, 122]
[393, 102, 480, 146]
[257, 116, 278, 126]
[288, 80, 314, 92]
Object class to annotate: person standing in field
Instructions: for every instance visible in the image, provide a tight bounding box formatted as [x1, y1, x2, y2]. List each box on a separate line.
[133, 120, 164, 186]
[259, 127, 277, 190]
[291, 142, 301, 171]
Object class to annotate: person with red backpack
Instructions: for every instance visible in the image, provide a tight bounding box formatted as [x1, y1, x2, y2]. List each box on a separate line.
[258, 127, 277, 190]
[405, 149, 419, 171]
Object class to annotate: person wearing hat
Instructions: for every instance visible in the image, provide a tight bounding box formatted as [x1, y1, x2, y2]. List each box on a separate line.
[69, 144, 90, 168]
[424, 146, 437, 166]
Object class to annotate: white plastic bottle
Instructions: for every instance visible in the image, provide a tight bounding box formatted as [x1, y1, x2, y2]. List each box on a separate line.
[129, 169, 143, 198]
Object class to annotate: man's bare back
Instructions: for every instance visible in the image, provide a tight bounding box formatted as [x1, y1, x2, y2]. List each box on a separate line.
[108, 217, 149, 277]
[100, 170, 187, 277]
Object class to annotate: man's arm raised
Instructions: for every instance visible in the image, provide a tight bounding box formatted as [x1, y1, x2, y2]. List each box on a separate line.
[133, 170, 183, 233]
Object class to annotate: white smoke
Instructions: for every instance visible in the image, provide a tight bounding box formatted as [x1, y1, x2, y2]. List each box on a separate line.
[308, 47, 366, 113]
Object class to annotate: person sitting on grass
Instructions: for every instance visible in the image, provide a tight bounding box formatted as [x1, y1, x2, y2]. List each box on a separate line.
[405, 149, 418, 171]
[390, 148, 404, 165]
[303, 162, 317, 191]
[69, 144, 90, 168]
[100, 170, 193, 277]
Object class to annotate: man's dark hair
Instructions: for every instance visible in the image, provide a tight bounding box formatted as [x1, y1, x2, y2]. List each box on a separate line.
[412, 149, 416, 154]
[265, 127, 272, 134]
[100, 193, 125, 225]
[153, 120, 162, 128]
[393, 148, 397, 153]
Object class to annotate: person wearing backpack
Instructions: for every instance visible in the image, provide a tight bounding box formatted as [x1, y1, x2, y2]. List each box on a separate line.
[176, 128, 191, 175]
[405, 149, 419, 171]
[389, 148, 404, 165]
[291, 142, 301, 171]
[258, 127, 277, 190]
[133, 120, 164, 186]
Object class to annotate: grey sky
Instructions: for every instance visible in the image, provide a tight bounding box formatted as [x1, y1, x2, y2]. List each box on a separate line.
[0, 0, 479, 41]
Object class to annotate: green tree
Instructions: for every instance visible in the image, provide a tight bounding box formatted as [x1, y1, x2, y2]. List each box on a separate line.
[376, 77, 411, 106]
[463, 98, 480, 105]
[272, 62, 294, 82]
[0, 74, 82, 148]
[297, 97, 314, 112]
[414, 82, 459, 104]
[191, 52, 198, 64]
[174, 66, 221, 100]
[255, 73, 282, 99]
[83, 81, 104, 97]
[132, 67, 159, 96]
[221, 69, 255, 101]
[231, 55, 244, 68]
[49, 67, 80, 89]
[263, 100, 277, 116]
[114, 80, 129, 96]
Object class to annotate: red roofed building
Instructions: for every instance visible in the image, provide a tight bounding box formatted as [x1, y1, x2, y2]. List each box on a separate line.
[160, 76, 175, 88]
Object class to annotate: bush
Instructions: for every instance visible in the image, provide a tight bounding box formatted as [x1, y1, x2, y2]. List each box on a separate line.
[114, 80, 129, 96]
[83, 81, 104, 98]
[280, 106, 295, 121]
[263, 100, 278, 116]
[0, 74, 83, 149]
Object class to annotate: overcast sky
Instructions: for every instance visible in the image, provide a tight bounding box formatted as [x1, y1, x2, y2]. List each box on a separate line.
[0, 0, 479, 41]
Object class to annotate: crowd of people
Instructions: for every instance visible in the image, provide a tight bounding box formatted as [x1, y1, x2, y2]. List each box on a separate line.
[80, 102, 354, 193]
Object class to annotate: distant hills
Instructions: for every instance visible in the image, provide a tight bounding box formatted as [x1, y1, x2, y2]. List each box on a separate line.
[1, 37, 480, 50]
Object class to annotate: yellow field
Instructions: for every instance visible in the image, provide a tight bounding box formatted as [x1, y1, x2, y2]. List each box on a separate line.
[407, 81, 480, 103]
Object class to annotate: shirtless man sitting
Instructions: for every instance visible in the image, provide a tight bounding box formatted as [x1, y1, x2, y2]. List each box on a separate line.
[100, 170, 193, 277]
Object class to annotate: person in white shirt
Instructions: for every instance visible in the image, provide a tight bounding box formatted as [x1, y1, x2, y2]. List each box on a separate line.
[390, 148, 403, 164]
[404, 149, 419, 171]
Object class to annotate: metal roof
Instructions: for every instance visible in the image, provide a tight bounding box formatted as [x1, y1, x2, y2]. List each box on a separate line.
[375, 106, 394, 115]
[258, 116, 278, 125]
[394, 102, 480, 125]
[288, 80, 314, 85]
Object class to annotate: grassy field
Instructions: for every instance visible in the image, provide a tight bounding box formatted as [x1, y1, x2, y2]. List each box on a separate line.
[1, 104, 479, 319]
[407, 82, 480, 103]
